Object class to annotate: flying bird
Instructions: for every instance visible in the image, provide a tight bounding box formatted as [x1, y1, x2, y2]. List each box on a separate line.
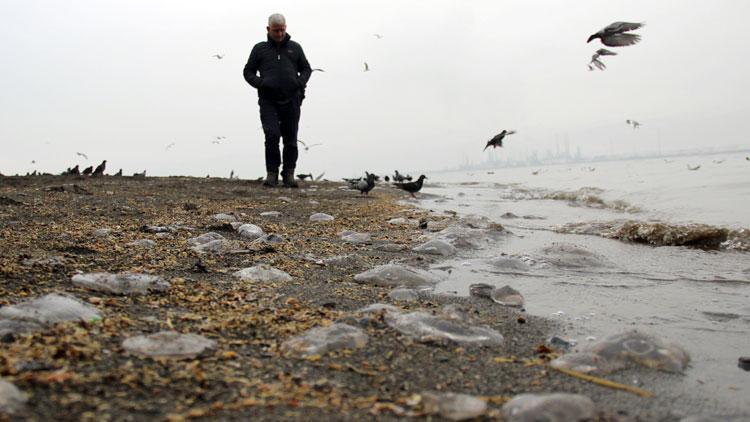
[587, 22, 645, 47]
[92, 160, 106, 177]
[297, 139, 322, 151]
[211, 140, 221, 144]
[373, 34, 383, 39]
[393, 175, 427, 198]
[314, 171, 325, 181]
[687, 164, 701, 171]
[590, 56, 606, 71]
[312, 68, 325, 72]
[626, 119, 642, 129]
[484, 130, 517, 151]
[212, 54, 224, 59]
[76, 152, 88, 160]
[165, 142, 176, 151]
[363, 62, 370, 72]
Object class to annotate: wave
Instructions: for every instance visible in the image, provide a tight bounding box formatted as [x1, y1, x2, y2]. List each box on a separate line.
[491, 184, 640, 213]
[555, 220, 750, 251]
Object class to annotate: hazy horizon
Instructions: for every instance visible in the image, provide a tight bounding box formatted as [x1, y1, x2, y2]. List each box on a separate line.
[2, 1, 749, 179]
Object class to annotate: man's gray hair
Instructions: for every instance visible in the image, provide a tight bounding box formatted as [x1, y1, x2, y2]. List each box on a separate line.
[268, 13, 286, 26]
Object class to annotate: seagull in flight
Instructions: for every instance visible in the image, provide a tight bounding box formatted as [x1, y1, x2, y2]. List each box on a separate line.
[626, 119, 642, 129]
[297, 139, 322, 151]
[363, 62, 370, 72]
[165, 142, 176, 151]
[588, 22, 645, 47]
[211, 140, 221, 145]
[76, 152, 88, 160]
[373, 34, 384, 39]
[484, 130, 516, 151]
[312, 68, 325, 72]
[212, 54, 224, 59]
[314, 172, 325, 181]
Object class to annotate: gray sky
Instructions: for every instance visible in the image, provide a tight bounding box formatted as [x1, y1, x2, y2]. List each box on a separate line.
[2, 0, 749, 178]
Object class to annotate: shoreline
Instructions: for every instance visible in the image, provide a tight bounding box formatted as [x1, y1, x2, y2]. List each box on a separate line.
[0, 175, 709, 420]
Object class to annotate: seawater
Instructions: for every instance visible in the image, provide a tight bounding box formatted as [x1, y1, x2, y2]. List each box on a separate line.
[416, 152, 750, 415]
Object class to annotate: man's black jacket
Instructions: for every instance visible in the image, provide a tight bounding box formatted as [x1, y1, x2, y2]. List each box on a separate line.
[243, 33, 312, 103]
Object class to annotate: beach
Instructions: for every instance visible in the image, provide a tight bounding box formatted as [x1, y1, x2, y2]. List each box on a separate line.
[0, 174, 733, 421]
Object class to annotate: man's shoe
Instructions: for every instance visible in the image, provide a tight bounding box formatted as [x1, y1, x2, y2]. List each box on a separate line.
[281, 169, 298, 188]
[263, 171, 278, 187]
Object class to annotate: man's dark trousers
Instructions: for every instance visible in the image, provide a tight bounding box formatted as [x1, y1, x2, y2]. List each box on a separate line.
[259, 97, 300, 173]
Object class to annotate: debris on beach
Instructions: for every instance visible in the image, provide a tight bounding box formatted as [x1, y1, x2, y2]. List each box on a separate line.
[422, 391, 488, 421]
[413, 239, 457, 256]
[233, 265, 293, 282]
[0, 293, 100, 327]
[354, 264, 438, 288]
[310, 212, 335, 222]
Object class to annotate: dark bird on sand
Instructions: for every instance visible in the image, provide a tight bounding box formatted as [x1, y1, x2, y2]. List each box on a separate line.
[353, 173, 377, 195]
[92, 160, 106, 177]
[384, 175, 390, 182]
[393, 175, 427, 198]
[133, 170, 146, 178]
[69, 165, 80, 175]
[484, 130, 516, 150]
[82, 166, 93, 175]
[297, 173, 313, 181]
[114, 168, 123, 177]
[587, 22, 645, 47]
[393, 170, 413, 182]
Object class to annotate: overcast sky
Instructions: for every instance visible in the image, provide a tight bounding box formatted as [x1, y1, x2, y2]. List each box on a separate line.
[1, 0, 749, 178]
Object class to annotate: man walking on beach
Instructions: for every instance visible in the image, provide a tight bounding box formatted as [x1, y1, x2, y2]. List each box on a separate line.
[243, 13, 312, 188]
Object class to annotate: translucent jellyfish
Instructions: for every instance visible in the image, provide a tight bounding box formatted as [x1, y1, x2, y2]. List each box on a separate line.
[502, 393, 595, 422]
[281, 323, 368, 357]
[0, 293, 100, 325]
[71, 272, 170, 295]
[385, 311, 503, 347]
[233, 265, 292, 282]
[122, 331, 216, 359]
[413, 239, 457, 256]
[422, 391, 487, 421]
[354, 264, 438, 288]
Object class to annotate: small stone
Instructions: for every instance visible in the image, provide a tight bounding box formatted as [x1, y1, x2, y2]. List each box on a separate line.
[277, 196, 292, 203]
[502, 393, 595, 422]
[233, 265, 292, 282]
[122, 331, 215, 359]
[422, 391, 487, 421]
[310, 212, 334, 222]
[281, 323, 368, 357]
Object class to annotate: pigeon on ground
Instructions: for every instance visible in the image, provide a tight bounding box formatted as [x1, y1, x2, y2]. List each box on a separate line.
[484, 130, 516, 150]
[133, 170, 146, 178]
[297, 173, 313, 181]
[384, 175, 390, 182]
[69, 165, 80, 175]
[353, 173, 376, 195]
[587, 22, 645, 47]
[393, 175, 427, 198]
[114, 169, 123, 176]
[393, 170, 413, 182]
[92, 160, 106, 177]
[82, 166, 93, 175]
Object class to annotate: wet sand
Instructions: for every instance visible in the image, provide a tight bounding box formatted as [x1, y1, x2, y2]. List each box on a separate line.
[0, 175, 705, 421]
